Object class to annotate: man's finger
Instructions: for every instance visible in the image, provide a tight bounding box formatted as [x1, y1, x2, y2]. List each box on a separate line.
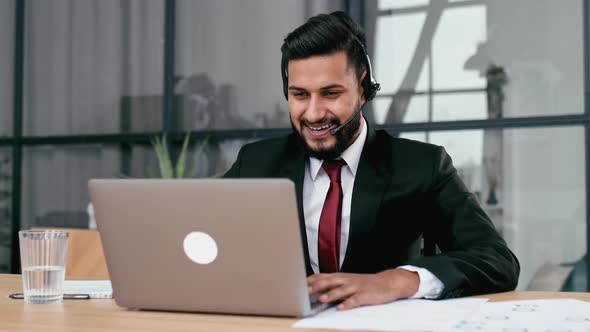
[306, 273, 326, 283]
[308, 275, 347, 294]
[337, 294, 364, 310]
[319, 284, 356, 303]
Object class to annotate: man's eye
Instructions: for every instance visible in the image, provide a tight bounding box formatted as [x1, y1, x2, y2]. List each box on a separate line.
[293, 92, 307, 98]
[324, 91, 341, 97]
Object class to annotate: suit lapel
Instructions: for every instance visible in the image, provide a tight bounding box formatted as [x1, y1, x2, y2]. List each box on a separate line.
[277, 134, 314, 275]
[341, 129, 392, 271]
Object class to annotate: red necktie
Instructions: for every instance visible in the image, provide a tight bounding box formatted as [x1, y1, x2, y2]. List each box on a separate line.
[318, 159, 346, 273]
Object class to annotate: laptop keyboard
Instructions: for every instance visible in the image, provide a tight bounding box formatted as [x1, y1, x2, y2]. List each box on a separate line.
[309, 294, 333, 315]
[310, 294, 321, 307]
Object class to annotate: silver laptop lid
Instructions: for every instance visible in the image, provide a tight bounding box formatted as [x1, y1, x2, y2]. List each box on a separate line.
[89, 179, 313, 317]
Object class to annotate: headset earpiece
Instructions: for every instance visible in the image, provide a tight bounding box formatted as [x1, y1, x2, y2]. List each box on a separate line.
[361, 49, 380, 102]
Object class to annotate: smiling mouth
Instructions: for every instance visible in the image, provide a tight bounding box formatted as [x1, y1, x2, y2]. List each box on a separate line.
[307, 123, 335, 132]
[304, 123, 337, 137]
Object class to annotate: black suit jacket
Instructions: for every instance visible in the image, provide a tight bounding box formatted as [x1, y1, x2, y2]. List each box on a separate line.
[224, 129, 520, 298]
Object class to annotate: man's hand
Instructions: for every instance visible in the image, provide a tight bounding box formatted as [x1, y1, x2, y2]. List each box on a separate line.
[307, 268, 420, 310]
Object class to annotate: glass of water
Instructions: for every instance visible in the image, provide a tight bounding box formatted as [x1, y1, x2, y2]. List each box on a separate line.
[19, 230, 69, 304]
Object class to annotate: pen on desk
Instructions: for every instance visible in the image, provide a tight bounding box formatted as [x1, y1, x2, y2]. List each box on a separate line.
[9, 293, 91, 300]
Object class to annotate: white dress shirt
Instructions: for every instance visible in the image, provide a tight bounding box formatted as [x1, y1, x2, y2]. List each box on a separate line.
[302, 118, 444, 299]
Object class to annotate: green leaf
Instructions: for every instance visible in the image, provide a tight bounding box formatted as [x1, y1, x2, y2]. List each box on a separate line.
[160, 136, 175, 178]
[148, 134, 211, 179]
[151, 135, 175, 178]
[174, 133, 191, 178]
[150, 136, 163, 176]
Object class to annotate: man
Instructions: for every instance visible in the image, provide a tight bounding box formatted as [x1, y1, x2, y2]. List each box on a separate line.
[225, 11, 519, 310]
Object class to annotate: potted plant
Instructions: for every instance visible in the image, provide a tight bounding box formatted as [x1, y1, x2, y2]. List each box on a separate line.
[148, 134, 208, 179]
[88, 134, 209, 228]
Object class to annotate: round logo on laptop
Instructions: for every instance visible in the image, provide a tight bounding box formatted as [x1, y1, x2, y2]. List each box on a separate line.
[183, 232, 218, 264]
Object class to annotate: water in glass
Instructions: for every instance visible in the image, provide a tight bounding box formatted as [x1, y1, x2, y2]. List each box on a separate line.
[22, 265, 65, 304]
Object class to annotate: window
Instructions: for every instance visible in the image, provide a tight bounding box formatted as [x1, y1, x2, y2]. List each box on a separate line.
[174, 0, 343, 131]
[399, 126, 586, 290]
[370, 0, 584, 123]
[23, 0, 165, 136]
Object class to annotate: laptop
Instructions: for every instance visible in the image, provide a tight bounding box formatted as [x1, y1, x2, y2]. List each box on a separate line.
[88, 179, 329, 317]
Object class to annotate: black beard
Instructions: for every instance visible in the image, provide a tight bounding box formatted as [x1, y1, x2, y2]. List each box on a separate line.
[292, 112, 362, 160]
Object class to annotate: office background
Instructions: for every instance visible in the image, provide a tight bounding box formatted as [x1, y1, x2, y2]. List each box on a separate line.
[0, 0, 588, 291]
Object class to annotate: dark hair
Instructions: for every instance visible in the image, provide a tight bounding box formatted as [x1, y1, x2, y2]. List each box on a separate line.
[280, 11, 379, 101]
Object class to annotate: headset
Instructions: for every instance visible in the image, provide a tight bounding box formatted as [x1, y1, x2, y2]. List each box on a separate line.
[280, 19, 380, 135]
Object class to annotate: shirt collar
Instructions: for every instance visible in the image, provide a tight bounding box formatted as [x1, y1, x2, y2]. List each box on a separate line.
[309, 117, 368, 180]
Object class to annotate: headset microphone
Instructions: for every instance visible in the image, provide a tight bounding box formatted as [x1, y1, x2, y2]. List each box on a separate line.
[330, 104, 363, 135]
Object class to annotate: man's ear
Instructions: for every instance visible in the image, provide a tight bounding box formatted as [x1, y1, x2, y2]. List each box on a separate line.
[359, 70, 367, 104]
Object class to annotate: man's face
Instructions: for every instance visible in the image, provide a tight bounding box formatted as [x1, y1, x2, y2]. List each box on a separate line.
[287, 50, 365, 160]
